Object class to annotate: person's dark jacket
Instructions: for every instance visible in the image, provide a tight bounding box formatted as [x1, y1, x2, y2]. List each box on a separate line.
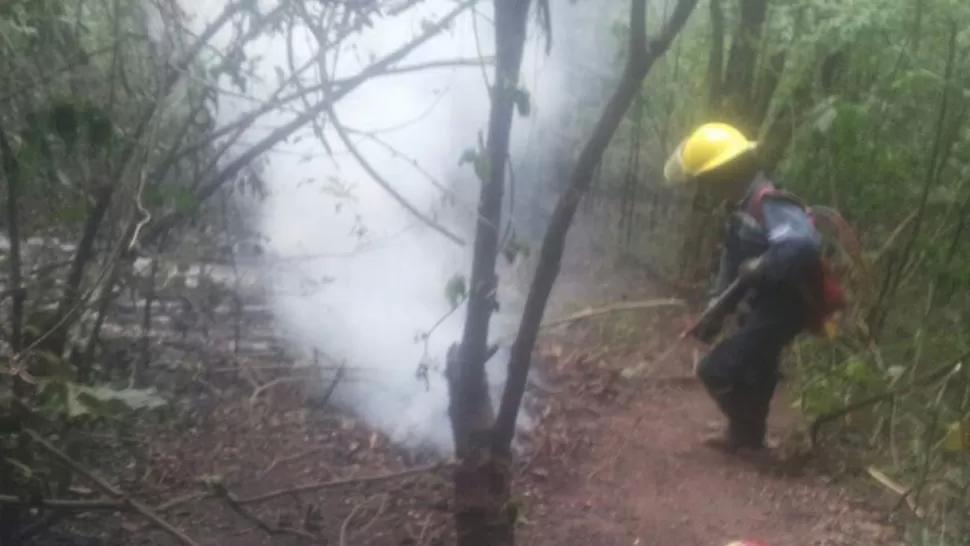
[709, 172, 823, 321]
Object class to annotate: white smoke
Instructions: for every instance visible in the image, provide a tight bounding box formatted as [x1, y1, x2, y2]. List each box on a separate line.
[179, 0, 620, 454]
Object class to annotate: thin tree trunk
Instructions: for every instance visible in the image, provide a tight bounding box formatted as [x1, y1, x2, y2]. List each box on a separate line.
[131, 257, 158, 388]
[720, 0, 768, 132]
[0, 125, 26, 546]
[706, 0, 725, 112]
[448, 1, 532, 545]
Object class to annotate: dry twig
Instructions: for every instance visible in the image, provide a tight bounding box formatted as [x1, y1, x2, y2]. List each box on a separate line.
[208, 481, 316, 540]
[340, 494, 388, 546]
[236, 462, 451, 506]
[24, 429, 200, 546]
[530, 298, 685, 334]
[249, 374, 313, 402]
[867, 466, 925, 518]
[339, 498, 368, 546]
[0, 495, 127, 511]
[259, 447, 328, 478]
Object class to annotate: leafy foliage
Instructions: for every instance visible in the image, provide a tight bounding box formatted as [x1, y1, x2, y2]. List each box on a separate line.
[593, 0, 970, 539]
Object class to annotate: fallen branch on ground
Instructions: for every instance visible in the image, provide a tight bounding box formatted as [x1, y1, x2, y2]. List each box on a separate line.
[0, 495, 127, 511]
[318, 361, 346, 406]
[236, 462, 451, 505]
[809, 351, 968, 444]
[340, 494, 388, 546]
[249, 374, 314, 402]
[208, 480, 316, 539]
[259, 447, 327, 478]
[24, 429, 201, 546]
[866, 466, 925, 518]
[156, 462, 454, 516]
[534, 298, 685, 332]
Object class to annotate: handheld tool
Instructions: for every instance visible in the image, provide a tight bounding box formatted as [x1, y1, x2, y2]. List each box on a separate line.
[681, 277, 746, 341]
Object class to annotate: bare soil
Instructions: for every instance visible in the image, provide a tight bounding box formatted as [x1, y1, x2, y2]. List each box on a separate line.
[517, 276, 902, 546]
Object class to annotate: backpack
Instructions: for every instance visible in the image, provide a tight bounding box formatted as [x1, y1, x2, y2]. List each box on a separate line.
[745, 183, 857, 338]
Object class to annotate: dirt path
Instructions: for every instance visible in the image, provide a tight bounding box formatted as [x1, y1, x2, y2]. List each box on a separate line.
[519, 263, 901, 546]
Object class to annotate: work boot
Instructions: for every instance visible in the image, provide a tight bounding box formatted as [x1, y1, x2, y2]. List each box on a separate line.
[702, 432, 742, 453]
[702, 428, 777, 460]
[701, 422, 745, 453]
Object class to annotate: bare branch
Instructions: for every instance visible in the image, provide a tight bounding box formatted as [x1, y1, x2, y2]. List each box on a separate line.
[0, 495, 127, 512]
[340, 495, 388, 546]
[144, 0, 478, 245]
[531, 298, 685, 332]
[24, 429, 201, 546]
[208, 481, 316, 540]
[0, 129, 24, 355]
[327, 106, 466, 245]
[235, 462, 450, 506]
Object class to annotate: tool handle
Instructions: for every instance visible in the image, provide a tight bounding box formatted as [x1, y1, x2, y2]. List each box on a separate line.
[683, 277, 746, 340]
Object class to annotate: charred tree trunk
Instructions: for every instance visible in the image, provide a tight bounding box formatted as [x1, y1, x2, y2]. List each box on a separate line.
[448, 1, 531, 545]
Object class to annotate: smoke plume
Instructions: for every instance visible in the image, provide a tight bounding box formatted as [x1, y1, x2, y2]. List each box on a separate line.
[182, 0, 620, 454]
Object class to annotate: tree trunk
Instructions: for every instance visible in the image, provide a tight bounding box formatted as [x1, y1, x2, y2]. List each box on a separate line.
[720, 0, 768, 132]
[682, 0, 767, 284]
[706, 0, 725, 113]
[448, 1, 531, 545]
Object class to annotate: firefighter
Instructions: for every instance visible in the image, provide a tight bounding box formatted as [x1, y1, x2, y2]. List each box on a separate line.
[664, 122, 826, 453]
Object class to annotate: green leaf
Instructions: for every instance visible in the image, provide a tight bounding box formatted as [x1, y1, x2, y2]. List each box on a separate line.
[502, 231, 531, 263]
[843, 356, 869, 382]
[887, 365, 905, 381]
[511, 87, 531, 117]
[170, 186, 201, 214]
[458, 148, 478, 166]
[77, 385, 167, 415]
[444, 273, 467, 309]
[37, 379, 167, 419]
[943, 421, 969, 452]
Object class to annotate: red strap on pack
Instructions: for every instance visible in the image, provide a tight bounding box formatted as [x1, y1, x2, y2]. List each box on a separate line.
[746, 182, 777, 223]
[747, 182, 815, 226]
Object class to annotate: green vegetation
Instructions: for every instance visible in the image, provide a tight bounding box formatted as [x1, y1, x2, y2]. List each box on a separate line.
[3, 0, 968, 544]
[592, 0, 970, 541]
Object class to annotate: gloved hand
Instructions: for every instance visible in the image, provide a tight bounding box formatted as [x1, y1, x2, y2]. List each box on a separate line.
[690, 312, 724, 344]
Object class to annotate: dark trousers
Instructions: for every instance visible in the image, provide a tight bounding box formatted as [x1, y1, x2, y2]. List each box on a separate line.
[696, 296, 804, 447]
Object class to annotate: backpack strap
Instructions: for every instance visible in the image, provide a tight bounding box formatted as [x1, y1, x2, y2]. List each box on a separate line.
[746, 182, 812, 225]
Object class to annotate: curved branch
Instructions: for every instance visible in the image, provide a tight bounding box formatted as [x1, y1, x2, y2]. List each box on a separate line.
[326, 107, 466, 246]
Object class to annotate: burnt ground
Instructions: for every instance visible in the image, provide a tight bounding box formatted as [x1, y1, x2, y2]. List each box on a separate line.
[32, 234, 905, 546]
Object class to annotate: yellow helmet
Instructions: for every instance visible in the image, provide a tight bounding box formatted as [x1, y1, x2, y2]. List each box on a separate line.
[663, 122, 757, 185]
